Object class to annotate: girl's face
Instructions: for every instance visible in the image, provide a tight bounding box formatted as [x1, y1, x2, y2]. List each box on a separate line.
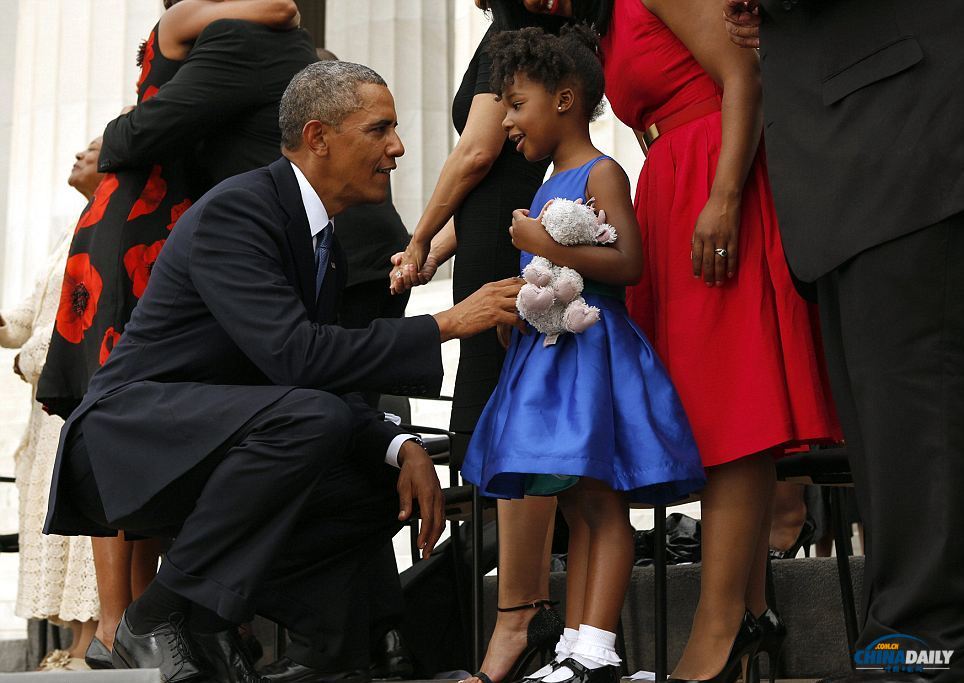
[501, 73, 562, 162]
[521, 0, 574, 17]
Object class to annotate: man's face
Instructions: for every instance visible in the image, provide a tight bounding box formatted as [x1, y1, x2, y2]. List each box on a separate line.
[325, 83, 404, 207]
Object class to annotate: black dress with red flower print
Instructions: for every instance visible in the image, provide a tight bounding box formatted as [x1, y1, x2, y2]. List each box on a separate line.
[39, 24, 192, 418]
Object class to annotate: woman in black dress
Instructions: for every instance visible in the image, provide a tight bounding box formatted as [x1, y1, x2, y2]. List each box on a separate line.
[36, 0, 300, 666]
[390, 3, 567, 681]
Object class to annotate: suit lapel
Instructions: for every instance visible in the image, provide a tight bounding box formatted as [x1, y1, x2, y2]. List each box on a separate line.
[269, 158, 316, 315]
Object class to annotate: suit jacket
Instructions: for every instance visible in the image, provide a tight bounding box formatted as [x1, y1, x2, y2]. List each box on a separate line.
[98, 19, 318, 196]
[44, 158, 444, 536]
[759, 0, 964, 281]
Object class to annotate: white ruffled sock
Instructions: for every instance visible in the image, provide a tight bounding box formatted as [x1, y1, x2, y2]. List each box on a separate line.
[542, 625, 621, 682]
[525, 628, 579, 680]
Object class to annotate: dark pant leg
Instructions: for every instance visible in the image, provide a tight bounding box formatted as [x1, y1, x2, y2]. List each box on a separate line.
[255, 456, 403, 671]
[149, 388, 360, 624]
[817, 214, 964, 669]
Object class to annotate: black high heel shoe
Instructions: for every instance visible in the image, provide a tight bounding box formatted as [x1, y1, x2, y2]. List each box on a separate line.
[747, 609, 786, 683]
[84, 636, 114, 670]
[472, 600, 564, 683]
[768, 517, 816, 560]
[668, 611, 763, 683]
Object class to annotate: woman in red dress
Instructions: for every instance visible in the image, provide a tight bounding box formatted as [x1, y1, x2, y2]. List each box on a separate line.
[515, 1, 841, 680]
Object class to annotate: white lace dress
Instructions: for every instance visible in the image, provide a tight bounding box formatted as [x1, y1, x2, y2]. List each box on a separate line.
[0, 233, 100, 623]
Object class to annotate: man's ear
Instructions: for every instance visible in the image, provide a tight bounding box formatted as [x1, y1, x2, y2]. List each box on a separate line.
[556, 88, 575, 114]
[303, 120, 330, 157]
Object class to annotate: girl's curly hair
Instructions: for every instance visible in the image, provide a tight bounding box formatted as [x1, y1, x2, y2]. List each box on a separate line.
[487, 23, 606, 122]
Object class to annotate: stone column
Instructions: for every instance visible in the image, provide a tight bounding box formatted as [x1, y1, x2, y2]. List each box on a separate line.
[0, 0, 161, 307]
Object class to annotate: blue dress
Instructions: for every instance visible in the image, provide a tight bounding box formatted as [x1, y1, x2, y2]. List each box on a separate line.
[461, 156, 706, 505]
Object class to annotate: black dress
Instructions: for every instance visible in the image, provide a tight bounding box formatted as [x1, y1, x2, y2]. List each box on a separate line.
[39, 24, 190, 418]
[449, 27, 550, 465]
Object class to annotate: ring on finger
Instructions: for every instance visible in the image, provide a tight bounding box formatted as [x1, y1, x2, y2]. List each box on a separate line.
[394, 271, 403, 279]
[714, 248, 728, 258]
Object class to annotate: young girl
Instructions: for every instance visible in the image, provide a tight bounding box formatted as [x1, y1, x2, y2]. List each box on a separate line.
[461, 25, 706, 683]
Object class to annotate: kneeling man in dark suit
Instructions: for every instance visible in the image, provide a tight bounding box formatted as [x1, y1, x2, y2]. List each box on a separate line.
[43, 60, 524, 683]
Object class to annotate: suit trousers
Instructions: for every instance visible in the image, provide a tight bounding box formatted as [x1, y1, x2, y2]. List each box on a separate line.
[67, 387, 403, 671]
[816, 212, 964, 676]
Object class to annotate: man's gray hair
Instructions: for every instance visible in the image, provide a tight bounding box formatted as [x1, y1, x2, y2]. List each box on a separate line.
[279, 61, 387, 150]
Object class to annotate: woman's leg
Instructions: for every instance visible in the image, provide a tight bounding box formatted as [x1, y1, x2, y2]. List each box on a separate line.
[68, 619, 98, 659]
[467, 496, 557, 682]
[671, 452, 774, 680]
[92, 535, 134, 648]
[92, 534, 162, 648]
[768, 481, 806, 554]
[745, 459, 776, 616]
[130, 537, 163, 599]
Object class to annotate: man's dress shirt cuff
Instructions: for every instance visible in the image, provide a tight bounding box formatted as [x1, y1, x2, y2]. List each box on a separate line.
[386, 433, 418, 469]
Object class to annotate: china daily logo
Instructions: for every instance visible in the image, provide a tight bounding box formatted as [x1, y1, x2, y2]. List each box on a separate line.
[854, 634, 954, 673]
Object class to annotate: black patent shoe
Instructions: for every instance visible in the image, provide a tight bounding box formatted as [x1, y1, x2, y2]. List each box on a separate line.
[193, 628, 260, 683]
[85, 636, 114, 670]
[258, 657, 371, 683]
[370, 628, 415, 680]
[748, 609, 787, 683]
[768, 518, 816, 560]
[472, 600, 564, 683]
[112, 610, 207, 682]
[668, 611, 763, 683]
[541, 659, 619, 683]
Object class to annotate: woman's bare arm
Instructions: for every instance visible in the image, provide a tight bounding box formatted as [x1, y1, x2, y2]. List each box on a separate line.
[159, 0, 299, 60]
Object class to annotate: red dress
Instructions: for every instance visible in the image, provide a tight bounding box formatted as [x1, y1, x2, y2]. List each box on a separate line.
[600, 0, 840, 466]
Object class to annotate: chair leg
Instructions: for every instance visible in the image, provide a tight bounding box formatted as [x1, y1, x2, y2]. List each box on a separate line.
[654, 505, 667, 681]
[472, 485, 485, 671]
[275, 623, 287, 659]
[830, 487, 860, 661]
[616, 615, 630, 677]
[410, 520, 421, 565]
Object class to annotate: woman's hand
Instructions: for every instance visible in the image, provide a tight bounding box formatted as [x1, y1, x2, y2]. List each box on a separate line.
[509, 209, 557, 259]
[691, 193, 741, 286]
[390, 238, 431, 294]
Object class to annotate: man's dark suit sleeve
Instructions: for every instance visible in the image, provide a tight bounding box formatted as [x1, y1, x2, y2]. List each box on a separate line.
[340, 391, 409, 463]
[188, 187, 443, 398]
[98, 20, 264, 172]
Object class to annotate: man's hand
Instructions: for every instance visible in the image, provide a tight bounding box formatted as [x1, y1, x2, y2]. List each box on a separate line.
[724, 0, 761, 48]
[396, 440, 445, 559]
[433, 278, 526, 343]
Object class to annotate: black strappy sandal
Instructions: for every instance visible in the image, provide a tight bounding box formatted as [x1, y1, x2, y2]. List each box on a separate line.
[472, 600, 564, 683]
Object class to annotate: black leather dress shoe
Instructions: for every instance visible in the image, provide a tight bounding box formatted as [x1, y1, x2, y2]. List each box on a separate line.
[369, 629, 414, 680]
[112, 610, 207, 682]
[193, 628, 260, 683]
[259, 657, 371, 683]
[548, 659, 620, 683]
[817, 671, 934, 682]
[84, 636, 114, 670]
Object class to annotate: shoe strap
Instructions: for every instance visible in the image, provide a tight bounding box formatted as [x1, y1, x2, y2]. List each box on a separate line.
[475, 671, 495, 683]
[497, 599, 558, 613]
